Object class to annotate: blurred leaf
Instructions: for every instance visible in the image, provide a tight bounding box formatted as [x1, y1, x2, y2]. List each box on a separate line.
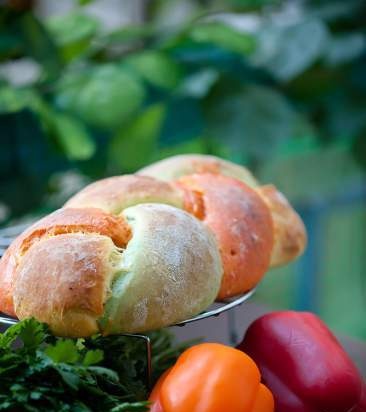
[0, 86, 29, 113]
[46, 13, 99, 46]
[154, 136, 229, 161]
[149, 0, 200, 29]
[51, 113, 96, 161]
[160, 97, 204, 146]
[0, 110, 67, 218]
[46, 12, 99, 62]
[225, 0, 278, 7]
[325, 95, 366, 139]
[168, 44, 268, 87]
[16, 13, 61, 81]
[78, 0, 95, 4]
[0, 33, 22, 60]
[0, 86, 47, 114]
[274, 133, 319, 158]
[0, 86, 56, 133]
[285, 66, 341, 100]
[54, 71, 87, 108]
[168, 43, 238, 66]
[255, 19, 329, 81]
[177, 68, 219, 98]
[109, 104, 166, 171]
[309, 0, 365, 21]
[105, 25, 154, 44]
[325, 33, 365, 66]
[125, 50, 182, 90]
[189, 22, 256, 55]
[350, 59, 366, 93]
[56, 65, 145, 129]
[206, 84, 297, 161]
[155, 137, 208, 160]
[259, 142, 364, 203]
[352, 132, 366, 169]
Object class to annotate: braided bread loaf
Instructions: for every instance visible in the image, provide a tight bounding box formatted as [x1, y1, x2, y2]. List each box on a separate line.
[0, 155, 306, 337]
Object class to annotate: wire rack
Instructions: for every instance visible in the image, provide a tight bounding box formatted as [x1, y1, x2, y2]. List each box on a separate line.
[0, 223, 255, 388]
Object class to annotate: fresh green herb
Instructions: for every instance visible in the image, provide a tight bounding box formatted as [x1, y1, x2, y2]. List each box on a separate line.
[88, 329, 198, 396]
[0, 319, 193, 412]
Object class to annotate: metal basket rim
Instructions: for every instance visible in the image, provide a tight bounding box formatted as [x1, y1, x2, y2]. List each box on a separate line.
[0, 288, 255, 329]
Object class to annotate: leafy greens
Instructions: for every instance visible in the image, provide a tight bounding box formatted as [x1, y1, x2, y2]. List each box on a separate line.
[0, 318, 191, 411]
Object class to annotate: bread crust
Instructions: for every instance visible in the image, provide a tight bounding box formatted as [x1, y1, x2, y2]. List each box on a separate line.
[176, 174, 273, 299]
[14, 233, 121, 337]
[0, 208, 130, 317]
[65, 175, 184, 213]
[256, 185, 307, 267]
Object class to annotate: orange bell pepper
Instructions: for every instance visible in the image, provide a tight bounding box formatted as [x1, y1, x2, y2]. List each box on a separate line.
[149, 343, 274, 412]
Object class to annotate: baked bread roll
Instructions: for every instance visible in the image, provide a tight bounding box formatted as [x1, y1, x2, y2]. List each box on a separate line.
[0, 204, 222, 336]
[0, 207, 130, 318]
[138, 154, 307, 269]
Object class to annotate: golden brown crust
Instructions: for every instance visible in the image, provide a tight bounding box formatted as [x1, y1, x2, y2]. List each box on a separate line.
[0, 208, 131, 316]
[176, 174, 273, 300]
[19, 207, 131, 252]
[138, 154, 259, 187]
[65, 175, 184, 213]
[14, 233, 122, 337]
[0, 245, 18, 316]
[256, 185, 307, 267]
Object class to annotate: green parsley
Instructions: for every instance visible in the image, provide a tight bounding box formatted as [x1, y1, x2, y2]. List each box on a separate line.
[0, 319, 193, 411]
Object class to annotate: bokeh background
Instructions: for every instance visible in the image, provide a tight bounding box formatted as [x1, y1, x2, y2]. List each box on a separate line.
[1, 0, 365, 340]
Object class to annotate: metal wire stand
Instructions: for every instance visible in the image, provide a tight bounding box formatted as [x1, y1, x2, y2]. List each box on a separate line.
[0, 224, 255, 388]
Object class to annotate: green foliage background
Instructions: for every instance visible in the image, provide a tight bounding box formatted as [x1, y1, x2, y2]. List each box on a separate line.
[1, 0, 365, 218]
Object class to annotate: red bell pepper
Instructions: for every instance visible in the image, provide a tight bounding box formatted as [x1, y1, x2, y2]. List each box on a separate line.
[354, 383, 366, 412]
[237, 311, 365, 412]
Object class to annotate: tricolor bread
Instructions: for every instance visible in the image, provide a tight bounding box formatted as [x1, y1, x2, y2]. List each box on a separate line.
[0, 154, 306, 336]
